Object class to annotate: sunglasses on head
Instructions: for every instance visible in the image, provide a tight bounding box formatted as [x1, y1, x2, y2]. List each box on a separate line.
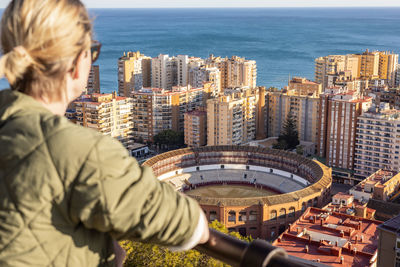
[91, 40, 102, 63]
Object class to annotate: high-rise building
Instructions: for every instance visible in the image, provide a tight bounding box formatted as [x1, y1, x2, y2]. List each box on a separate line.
[396, 65, 400, 87]
[377, 213, 400, 267]
[131, 85, 209, 142]
[189, 66, 221, 94]
[86, 65, 100, 94]
[354, 104, 400, 178]
[184, 110, 207, 147]
[151, 54, 177, 90]
[206, 55, 257, 89]
[317, 87, 372, 170]
[266, 85, 320, 145]
[118, 51, 151, 97]
[72, 93, 134, 149]
[207, 87, 260, 146]
[315, 50, 399, 90]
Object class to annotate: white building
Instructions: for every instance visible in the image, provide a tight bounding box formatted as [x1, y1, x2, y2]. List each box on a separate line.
[354, 103, 400, 178]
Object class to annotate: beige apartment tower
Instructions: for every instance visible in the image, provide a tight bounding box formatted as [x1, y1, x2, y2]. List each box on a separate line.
[118, 51, 151, 97]
[206, 55, 257, 89]
[207, 87, 260, 146]
[184, 110, 207, 147]
[354, 104, 400, 178]
[131, 86, 208, 142]
[267, 83, 320, 145]
[73, 93, 134, 149]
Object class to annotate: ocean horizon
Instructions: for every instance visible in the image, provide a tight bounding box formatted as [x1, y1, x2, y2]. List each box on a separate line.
[0, 7, 399, 92]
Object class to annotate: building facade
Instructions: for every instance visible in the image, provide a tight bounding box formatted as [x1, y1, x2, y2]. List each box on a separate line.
[72, 93, 134, 149]
[266, 88, 320, 146]
[315, 50, 399, 90]
[184, 110, 207, 147]
[86, 65, 100, 94]
[317, 88, 372, 170]
[118, 51, 151, 97]
[206, 55, 257, 89]
[207, 87, 260, 146]
[377, 214, 400, 267]
[354, 104, 400, 178]
[131, 86, 209, 142]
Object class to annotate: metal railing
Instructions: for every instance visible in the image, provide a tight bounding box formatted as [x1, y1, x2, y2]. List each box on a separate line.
[195, 228, 311, 267]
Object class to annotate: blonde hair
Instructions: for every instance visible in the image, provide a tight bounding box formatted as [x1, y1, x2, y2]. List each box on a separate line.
[0, 0, 92, 100]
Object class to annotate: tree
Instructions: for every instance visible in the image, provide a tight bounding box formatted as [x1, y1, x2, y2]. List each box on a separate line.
[273, 112, 299, 150]
[120, 220, 252, 267]
[153, 130, 185, 150]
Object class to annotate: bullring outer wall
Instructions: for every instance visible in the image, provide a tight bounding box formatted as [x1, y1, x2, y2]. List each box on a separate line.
[143, 145, 332, 240]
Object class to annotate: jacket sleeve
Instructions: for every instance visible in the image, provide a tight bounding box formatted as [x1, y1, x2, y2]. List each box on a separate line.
[69, 135, 201, 247]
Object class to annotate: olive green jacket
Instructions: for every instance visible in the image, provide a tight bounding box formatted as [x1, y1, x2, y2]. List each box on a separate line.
[0, 90, 200, 266]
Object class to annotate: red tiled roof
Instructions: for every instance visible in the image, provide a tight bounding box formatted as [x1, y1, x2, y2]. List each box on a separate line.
[273, 207, 382, 267]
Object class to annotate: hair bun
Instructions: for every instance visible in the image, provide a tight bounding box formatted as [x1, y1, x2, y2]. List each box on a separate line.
[0, 45, 35, 85]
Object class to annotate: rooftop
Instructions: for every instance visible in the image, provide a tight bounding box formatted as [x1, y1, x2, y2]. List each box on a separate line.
[377, 212, 400, 234]
[350, 170, 397, 193]
[273, 207, 382, 267]
[326, 193, 375, 220]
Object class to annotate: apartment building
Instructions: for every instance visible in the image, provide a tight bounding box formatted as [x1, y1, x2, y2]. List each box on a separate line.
[377, 214, 400, 267]
[315, 55, 356, 90]
[131, 86, 208, 142]
[354, 104, 400, 178]
[396, 65, 400, 87]
[86, 65, 100, 94]
[288, 77, 322, 97]
[266, 87, 320, 145]
[206, 55, 257, 89]
[72, 93, 134, 149]
[184, 110, 207, 147]
[207, 87, 260, 145]
[374, 88, 400, 109]
[315, 50, 398, 90]
[189, 66, 221, 94]
[118, 51, 151, 97]
[317, 87, 372, 170]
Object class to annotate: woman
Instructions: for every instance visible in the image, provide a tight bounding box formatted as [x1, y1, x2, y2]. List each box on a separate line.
[0, 0, 209, 266]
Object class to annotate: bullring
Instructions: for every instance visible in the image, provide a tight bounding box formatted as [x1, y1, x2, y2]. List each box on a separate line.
[143, 145, 332, 240]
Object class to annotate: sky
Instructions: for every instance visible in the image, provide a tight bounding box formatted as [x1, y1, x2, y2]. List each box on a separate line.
[1, 0, 400, 8]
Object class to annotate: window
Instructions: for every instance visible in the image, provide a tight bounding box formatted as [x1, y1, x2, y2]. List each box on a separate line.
[249, 211, 257, 221]
[228, 211, 236, 222]
[279, 208, 286, 219]
[210, 211, 217, 221]
[239, 211, 247, 222]
[270, 210, 277, 220]
[288, 207, 295, 217]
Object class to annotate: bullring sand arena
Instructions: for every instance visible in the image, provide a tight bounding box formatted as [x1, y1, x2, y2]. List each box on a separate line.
[144, 146, 332, 240]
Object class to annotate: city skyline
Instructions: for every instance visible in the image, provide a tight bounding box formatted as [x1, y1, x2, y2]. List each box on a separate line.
[1, 0, 400, 8]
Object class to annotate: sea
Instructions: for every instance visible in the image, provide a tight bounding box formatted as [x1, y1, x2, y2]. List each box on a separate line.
[0, 8, 399, 92]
